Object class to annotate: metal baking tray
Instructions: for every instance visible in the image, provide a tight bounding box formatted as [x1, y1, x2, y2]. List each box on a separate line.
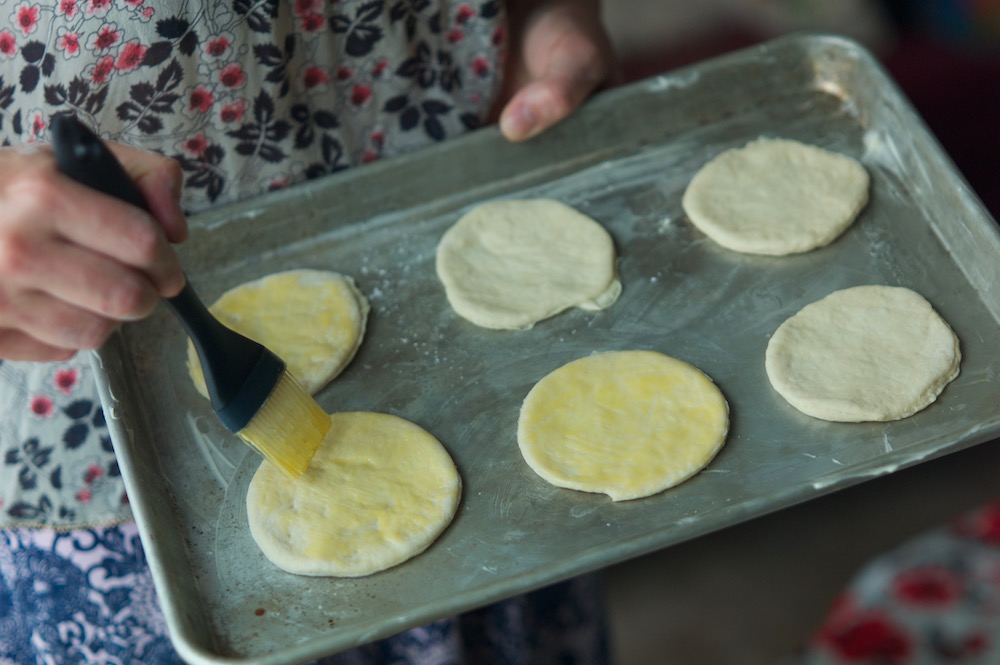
[92, 33, 1000, 664]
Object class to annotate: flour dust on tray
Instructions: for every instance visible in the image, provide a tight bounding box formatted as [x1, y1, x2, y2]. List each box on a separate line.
[682, 137, 870, 255]
[435, 199, 622, 329]
[765, 285, 961, 422]
[517, 351, 729, 501]
[246, 412, 462, 576]
[187, 269, 369, 396]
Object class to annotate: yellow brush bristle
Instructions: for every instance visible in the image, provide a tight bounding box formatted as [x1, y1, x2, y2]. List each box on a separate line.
[237, 371, 331, 478]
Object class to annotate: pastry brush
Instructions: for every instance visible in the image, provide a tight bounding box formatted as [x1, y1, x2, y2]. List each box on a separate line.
[50, 113, 330, 478]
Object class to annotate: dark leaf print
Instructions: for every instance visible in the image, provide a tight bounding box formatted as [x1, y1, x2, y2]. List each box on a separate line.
[156, 60, 184, 93]
[401, 105, 420, 130]
[108, 458, 120, 476]
[295, 123, 314, 150]
[179, 31, 199, 57]
[92, 407, 106, 429]
[18, 466, 37, 491]
[254, 44, 283, 66]
[50, 466, 63, 489]
[258, 143, 284, 163]
[143, 42, 173, 67]
[131, 82, 156, 106]
[0, 81, 14, 109]
[63, 400, 94, 420]
[480, 1, 501, 18]
[41, 54, 56, 77]
[8, 499, 45, 520]
[460, 112, 481, 130]
[4, 448, 20, 465]
[177, 145, 226, 203]
[67, 78, 90, 106]
[429, 10, 441, 34]
[11, 109, 21, 135]
[84, 86, 109, 115]
[137, 114, 164, 135]
[422, 99, 451, 115]
[64, 423, 89, 450]
[332, 2, 386, 57]
[425, 115, 445, 141]
[314, 111, 339, 129]
[21, 41, 45, 64]
[156, 16, 190, 39]
[44, 84, 67, 106]
[102, 436, 114, 454]
[20, 66, 39, 94]
[149, 93, 180, 114]
[389, 0, 430, 41]
[234, 0, 280, 33]
[320, 134, 343, 166]
[116, 101, 140, 121]
[383, 94, 409, 113]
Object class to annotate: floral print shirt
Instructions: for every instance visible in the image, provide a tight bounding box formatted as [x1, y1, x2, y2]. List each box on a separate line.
[0, 0, 504, 528]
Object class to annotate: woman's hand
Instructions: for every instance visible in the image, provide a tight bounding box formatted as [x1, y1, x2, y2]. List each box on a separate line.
[496, 0, 620, 141]
[0, 142, 187, 361]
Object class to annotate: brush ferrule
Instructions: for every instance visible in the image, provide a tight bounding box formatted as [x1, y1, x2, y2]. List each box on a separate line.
[214, 350, 286, 432]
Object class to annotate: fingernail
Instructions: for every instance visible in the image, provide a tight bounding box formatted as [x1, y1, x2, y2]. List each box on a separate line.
[501, 103, 538, 142]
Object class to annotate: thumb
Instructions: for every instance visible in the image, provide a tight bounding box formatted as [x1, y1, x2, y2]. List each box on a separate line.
[499, 56, 604, 142]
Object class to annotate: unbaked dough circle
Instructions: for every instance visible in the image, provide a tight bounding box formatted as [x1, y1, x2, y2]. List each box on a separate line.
[517, 351, 729, 501]
[682, 137, 870, 255]
[187, 269, 369, 396]
[765, 285, 961, 422]
[246, 411, 461, 577]
[435, 199, 621, 330]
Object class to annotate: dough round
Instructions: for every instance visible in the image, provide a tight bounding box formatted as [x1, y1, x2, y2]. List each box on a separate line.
[435, 199, 621, 329]
[188, 269, 369, 396]
[246, 412, 461, 577]
[517, 351, 729, 501]
[765, 286, 961, 422]
[682, 138, 870, 255]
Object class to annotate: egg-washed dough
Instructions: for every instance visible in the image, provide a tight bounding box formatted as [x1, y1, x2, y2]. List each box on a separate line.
[435, 199, 622, 329]
[682, 137, 870, 255]
[246, 412, 461, 577]
[517, 351, 729, 501]
[765, 285, 961, 422]
[188, 269, 369, 396]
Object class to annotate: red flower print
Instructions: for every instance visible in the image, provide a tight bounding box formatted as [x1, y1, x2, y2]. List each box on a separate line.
[953, 500, 1000, 547]
[351, 84, 372, 106]
[122, 0, 143, 7]
[204, 36, 231, 59]
[269, 175, 291, 190]
[219, 63, 246, 89]
[140, 6, 153, 20]
[188, 86, 214, 113]
[370, 130, 384, 147]
[83, 463, 104, 484]
[13, 3, 40, 37]
[447, 29, 463, 44]
[75, 488, 93, 503]
[372, 59, 388, 77]
[820, 612, 912, 664]
[892, 566, 964, 607]
[54, 368, 79, 395]
[56, 28, 81, 57]
[91, 54, 115, 83]
[57, 0, 78, 18]
[182, 133, 208, 157]
[88, 24, 122, 53]
[300, 13, 325, 32]
[85, 0, 113, 15]
[26, 110, 45, 141]
[303, 66, 330, 89]
[456, 4, 475, 24]
[471, 56, 490, 77]
[492, 25, 505, 46]
[30, 395, 54, 417]
[336, 66, 352, 81]
[0, 30, 17, 58]
[361, 148, 378, 163]
[115, 40, 147, 71]
[219, 99, 245, 124]
[294, 0, 322, 15]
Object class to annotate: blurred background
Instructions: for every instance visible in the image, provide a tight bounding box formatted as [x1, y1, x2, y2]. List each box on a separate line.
[592, 2, 1000, 664]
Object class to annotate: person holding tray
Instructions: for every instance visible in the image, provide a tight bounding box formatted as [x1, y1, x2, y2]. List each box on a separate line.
[0, 1, 617, 662]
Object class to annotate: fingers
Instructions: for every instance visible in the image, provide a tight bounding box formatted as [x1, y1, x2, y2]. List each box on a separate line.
[498, 1, 620, 142]
[0, 141, 187, 360]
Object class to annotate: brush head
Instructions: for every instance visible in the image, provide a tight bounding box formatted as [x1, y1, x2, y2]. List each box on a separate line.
[237, 371, 331, 477]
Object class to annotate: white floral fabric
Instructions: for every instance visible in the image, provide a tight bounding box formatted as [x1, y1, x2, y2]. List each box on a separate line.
[0, 0, 504, 529]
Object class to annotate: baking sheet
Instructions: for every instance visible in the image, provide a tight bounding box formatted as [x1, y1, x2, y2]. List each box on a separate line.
[92, 33, 1000, 664]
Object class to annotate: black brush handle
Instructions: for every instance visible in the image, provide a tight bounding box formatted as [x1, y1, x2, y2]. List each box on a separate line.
[49, 114, 282, 432]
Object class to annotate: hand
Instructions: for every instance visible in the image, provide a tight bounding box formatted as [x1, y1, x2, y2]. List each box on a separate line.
[0, 141, 187, 361]
[496, 0, 621, 142]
